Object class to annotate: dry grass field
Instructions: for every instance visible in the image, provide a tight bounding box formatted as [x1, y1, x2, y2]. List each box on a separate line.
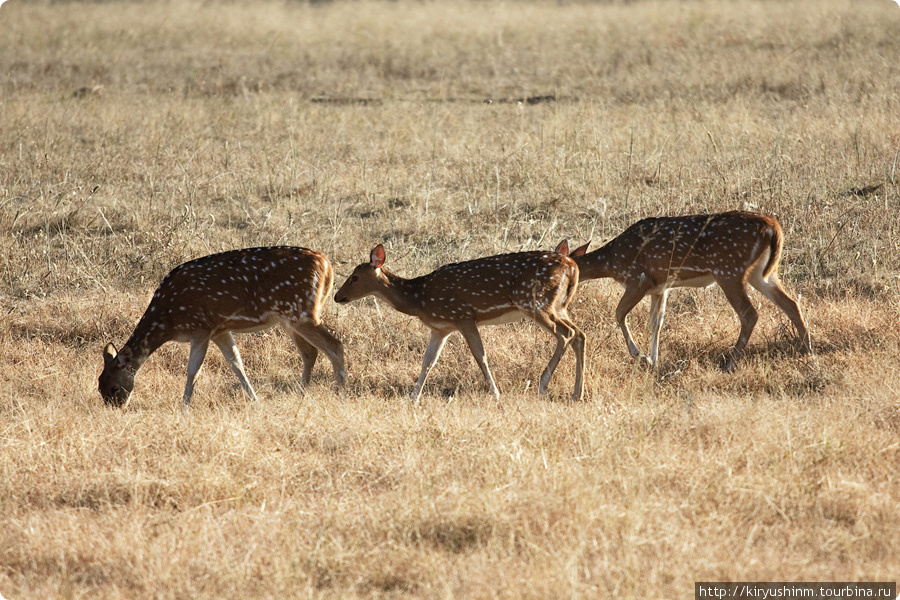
[1, 0, 899, 597]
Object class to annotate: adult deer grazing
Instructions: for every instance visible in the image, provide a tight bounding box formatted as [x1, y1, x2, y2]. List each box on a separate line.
[334, 241, 585, 401]
[573, 211, 812, 371]
[99, 247, 346, 408]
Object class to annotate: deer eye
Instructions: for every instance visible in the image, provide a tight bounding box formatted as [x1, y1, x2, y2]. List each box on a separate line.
[350, 275, 358, 283]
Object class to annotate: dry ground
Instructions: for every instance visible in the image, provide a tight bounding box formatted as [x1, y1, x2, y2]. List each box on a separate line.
[1, 0, 899, 598]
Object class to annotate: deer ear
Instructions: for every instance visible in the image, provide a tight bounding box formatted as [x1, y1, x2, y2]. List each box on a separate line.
[103, 343, 118, 364]
[555, 239, 570, 256]
[370, 244, 386, 269]
[572, 241, 590, 257]
[117, 346, 133, 363]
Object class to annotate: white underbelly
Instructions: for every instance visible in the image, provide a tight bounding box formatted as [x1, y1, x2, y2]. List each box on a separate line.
[669, 274, 717, 289]
[639, 274, 717, 295]
[478, 309, 527, 326]
[421, 308, 527, 330]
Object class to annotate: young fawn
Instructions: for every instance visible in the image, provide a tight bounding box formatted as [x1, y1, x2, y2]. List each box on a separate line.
[334, 241, 586, 401]
[573, 211, 812, 370]
[99, 247, 345, 407]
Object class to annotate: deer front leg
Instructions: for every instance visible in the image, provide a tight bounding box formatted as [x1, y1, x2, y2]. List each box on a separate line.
[647, 291, 668, 368]
[212, 332, 258, 401]
[183, 337, 211, 408]
[411, 329, 450, 401]
[457, 320, 500, 400]
[615, 274, 654, 367]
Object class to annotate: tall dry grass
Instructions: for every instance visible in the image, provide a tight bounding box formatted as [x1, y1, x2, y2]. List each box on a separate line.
[1, 0, 899, 598]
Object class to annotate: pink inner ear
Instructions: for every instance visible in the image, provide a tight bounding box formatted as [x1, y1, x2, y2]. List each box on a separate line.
[370, 245, 386, 268]
[555, 240, 570, 255]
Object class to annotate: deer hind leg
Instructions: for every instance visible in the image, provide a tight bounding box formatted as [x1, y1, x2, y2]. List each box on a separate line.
[748, 271, 812, 355]
[183, 337, 211, 407]
[716, 278, 758, 372]
[648, 291, 669, 368]
[286, 331, 319, 387]
[528, 309, 585, 401]
[291, 322, 346, 388]
[212, 332, 258, 401]
[615, 274, 654, 365]
[411, 329, 451, 402]
[569, 322, 585, 401]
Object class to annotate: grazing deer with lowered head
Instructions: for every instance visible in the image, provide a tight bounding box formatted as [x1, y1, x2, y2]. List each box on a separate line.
[99, 247, 346, 407]
[334, 241, 585, 401]
[573, 211, 812, 371]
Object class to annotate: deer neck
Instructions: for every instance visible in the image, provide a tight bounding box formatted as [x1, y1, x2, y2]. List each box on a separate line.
[373, 269, 428, 317]
[122, 313, 171, 370]
[574, 242, 620, 281]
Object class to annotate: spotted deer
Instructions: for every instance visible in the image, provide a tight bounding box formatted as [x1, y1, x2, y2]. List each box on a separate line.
[573, 211, 812, 370]
[99, 247, 346, 407]
[334, 242, 586, 401]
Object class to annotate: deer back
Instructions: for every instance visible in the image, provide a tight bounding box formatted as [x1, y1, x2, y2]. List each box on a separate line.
[335, 246, 578, 325]
[131, 246, 333, 347]
[577, 211, 782, 284]
[417, 251, 578, 319]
